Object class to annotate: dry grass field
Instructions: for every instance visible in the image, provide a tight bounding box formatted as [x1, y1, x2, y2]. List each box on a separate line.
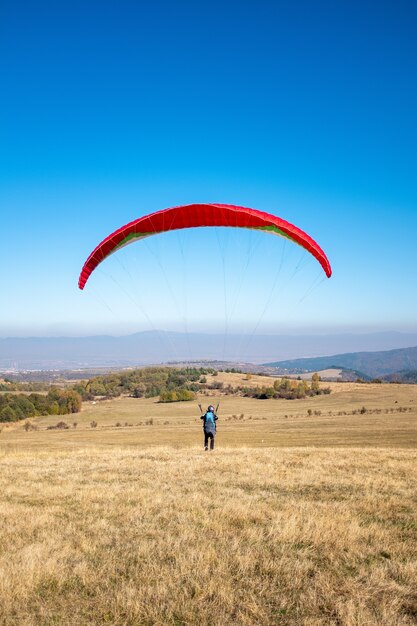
[1, 377, 417, 625]
[2, 375, 417, 450]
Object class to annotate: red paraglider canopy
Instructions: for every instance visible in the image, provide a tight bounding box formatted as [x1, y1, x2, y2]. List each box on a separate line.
[79, 203, 332, 289]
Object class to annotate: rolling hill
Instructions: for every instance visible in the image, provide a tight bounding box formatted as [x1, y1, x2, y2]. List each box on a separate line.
[265, 346, 417, 379]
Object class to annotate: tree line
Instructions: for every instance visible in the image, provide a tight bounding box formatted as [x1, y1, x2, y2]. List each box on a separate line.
[0, 389, 82, 422]
[238, 374, 331, 400]
[71, 367, 215, 402]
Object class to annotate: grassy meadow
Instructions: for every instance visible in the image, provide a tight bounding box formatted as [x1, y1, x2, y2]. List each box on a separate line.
[1, 374, 417, 624]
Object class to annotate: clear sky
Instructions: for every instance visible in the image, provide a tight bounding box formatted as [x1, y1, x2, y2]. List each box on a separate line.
[1, 0, 416, 337]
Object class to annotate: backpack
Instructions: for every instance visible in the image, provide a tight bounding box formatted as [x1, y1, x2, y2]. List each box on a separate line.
[204, 411, 216, 431]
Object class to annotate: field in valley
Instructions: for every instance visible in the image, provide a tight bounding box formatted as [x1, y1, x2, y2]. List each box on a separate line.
[1, 375, 416, 624]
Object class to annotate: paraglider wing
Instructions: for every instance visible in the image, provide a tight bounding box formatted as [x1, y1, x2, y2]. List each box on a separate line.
[78, 203, 332, 289]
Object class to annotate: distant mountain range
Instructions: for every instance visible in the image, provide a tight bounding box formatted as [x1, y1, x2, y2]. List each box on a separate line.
[1, 330, 417, 371]
[265, 346, 417, 380]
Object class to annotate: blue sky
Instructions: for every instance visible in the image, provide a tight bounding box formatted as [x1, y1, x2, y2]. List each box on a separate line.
[1, 0, 416, 337]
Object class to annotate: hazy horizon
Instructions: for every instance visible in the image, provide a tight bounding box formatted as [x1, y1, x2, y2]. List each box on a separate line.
[2, 329, 417, 372]
[2, 327, 417, 340]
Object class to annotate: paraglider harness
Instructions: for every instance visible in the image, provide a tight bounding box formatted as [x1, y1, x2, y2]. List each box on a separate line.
[199, 403, 219, 433]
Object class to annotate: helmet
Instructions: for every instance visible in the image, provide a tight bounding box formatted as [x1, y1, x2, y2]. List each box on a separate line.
[208, 405, 214, 412]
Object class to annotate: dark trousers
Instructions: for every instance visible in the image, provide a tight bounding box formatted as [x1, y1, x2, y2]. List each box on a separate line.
[204, 431, 215, 449]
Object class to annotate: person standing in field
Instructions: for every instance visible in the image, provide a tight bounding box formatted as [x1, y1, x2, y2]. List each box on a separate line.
[201, 404, 218, 451]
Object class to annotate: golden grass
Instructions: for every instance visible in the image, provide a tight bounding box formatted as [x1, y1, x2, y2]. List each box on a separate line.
[1, 380, 417, 624]
[0, 446, 416, 625]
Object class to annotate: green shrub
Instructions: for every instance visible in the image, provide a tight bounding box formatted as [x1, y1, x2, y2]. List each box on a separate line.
[0, 406, 16, 422]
